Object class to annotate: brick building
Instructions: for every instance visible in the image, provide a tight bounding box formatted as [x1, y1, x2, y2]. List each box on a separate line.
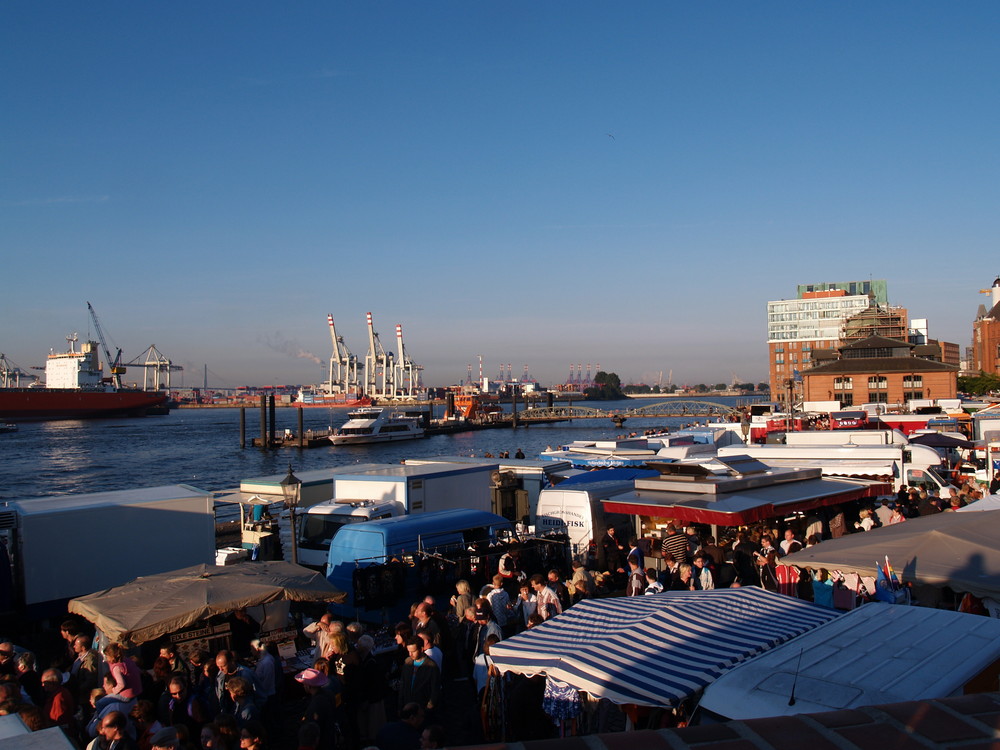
[802, 335, 958, 407]
[973, 276, 1000, 376]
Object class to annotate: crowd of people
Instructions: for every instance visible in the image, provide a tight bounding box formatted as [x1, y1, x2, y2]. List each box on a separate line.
[2, 474, 994, 750]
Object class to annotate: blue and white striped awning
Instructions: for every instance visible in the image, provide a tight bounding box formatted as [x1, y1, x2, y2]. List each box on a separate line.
[488, 587, 838, 707]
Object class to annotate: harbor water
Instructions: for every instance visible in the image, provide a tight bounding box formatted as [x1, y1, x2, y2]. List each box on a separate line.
[0, 398, 750, 502]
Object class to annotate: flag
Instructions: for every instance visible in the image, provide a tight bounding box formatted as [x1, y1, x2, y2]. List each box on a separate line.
[885, 555, 900, 589]
[873, 560, 895, 603]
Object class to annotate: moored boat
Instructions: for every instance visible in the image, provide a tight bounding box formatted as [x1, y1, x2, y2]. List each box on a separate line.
[328, 406, 425, 446]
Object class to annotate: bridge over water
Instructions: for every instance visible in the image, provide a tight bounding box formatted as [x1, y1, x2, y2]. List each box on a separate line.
[515, 400, 744, 427]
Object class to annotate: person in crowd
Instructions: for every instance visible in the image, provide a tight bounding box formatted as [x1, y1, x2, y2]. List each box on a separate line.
[811, 568, 835, 608]
[450, 580, 475, 622]
[485, 574, 515, 636]
[625, 555, 646, 596]
[302, 614, 334, 662]
[354, 634, 387, 748]
[546, 570, 572, 611]
[854, 508, 876, 531]
[643, 567, 664, 594]
[570, 560, 595, 602]
[199, 722, 225, 750]
[41, 667, 75, 733]
[530, 574, 562, 620]
[238, 720, 266, 750]
[417, 631, 443, 673]
[471, 600, 502, 659]
[755, 535, 779, 590]
[700, 536, 726, 567]
[779, 529, 802, 555]
[150, 726, 180, 750]
[0, 642, 16, 679]
[104, 643, 144, 701]
[412, 602, 442, 649]
[214, 651, 255, 715]
[100, 709, 140, 750]
[249, 639, 277, 728]
[420, 724, 446, 749]
[685, 527, 702, 558]
[157, 643, 190, 685]
[671, 563, 697, 591]
[295, 668, 339, 750]
[158, 675, 208, 737]
[732, 531, 759, 586]
[131, 699, 162, 750]
[627, 537, 645, 570]
[660, 524, 690, 566]
[375, 702, 424, 750]
[516, 583, 537, 630]
[223, 676, 258, 729]
[601, 526, 626, 583]
[692, 552, 715, 590]
[398, 638, 440, 716]
[16, 652, 43, 707]
[71, 634, 101, 714]
[498, 546, 524, 594]
[888, 503, 907, 524]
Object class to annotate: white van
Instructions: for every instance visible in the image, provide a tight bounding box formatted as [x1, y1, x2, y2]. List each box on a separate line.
[534, 478, 636, 562]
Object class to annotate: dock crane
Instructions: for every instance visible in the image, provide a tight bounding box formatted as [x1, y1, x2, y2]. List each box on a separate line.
[87, 302, 125, 388]
[326, 314, 359, 393]
[125, 345, 184, 391]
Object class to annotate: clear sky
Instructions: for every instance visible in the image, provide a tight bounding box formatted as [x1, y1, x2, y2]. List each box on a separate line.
[3, 2, 998, 389]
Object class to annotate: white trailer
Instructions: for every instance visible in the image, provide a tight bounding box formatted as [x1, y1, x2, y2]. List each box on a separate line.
[716, 442, 953, 493]
[0, 484, 215, 615]
[296, 463, 495, 569]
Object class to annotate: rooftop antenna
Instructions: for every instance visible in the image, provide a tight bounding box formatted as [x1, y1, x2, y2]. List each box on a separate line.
[787, 648, 804, 706]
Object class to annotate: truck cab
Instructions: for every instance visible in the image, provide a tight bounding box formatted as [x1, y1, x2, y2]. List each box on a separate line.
[297, 499, 403, 569]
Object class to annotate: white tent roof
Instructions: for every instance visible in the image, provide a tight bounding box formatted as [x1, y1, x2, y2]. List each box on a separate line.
[488, 587, 838, 707]
[699, 602, 1000, 719]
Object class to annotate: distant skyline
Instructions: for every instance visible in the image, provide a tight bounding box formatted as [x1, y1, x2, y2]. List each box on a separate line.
[3, 3, 999, 388]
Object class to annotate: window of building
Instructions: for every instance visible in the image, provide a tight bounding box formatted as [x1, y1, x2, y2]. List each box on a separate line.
[903, 375, 923, 389]
[904, 391, 923, 402]
[834, 377, 853, 390]
[840, 393, 854, 406]
[867, 376, 887, 390]
[868, 392, 889, 403]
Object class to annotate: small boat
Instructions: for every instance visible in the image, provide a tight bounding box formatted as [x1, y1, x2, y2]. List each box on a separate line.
[0, 423, 17, 434]
[329, 407, 425, 446]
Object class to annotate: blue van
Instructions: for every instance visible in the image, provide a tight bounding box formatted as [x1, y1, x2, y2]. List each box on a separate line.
[326, 509, 516, 623]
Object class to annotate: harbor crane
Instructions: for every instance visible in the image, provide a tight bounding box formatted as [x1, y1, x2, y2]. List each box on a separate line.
[125, 345, 184, 391]
[0, 353, 38, 388]
[393, 324, 419, 399]
[87, 302, 125, 388]
[326, 314, 359, 394]
[363, 312, 393, 399]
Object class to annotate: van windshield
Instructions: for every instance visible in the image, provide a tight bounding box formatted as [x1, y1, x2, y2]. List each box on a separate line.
[299, 515, 367, 550]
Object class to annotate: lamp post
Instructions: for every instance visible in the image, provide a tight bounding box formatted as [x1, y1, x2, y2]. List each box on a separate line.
[279, 464, 302, 565]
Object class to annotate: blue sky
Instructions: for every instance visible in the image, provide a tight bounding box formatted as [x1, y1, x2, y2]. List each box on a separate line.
[3, 2, 998, 389]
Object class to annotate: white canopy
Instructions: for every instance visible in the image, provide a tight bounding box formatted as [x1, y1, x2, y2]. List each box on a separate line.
[488, 587, 838, 707]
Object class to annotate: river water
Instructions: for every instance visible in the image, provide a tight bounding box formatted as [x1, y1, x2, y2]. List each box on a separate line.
[0, 397, 753, 501]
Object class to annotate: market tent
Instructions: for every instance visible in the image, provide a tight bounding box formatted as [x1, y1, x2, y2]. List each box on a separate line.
[956, 495, 1000, 512]
[782, 510, 1000, 599]
[487, 587, 838, 707]
[68, 561, 345, 646]
[908, 433, 975, 449]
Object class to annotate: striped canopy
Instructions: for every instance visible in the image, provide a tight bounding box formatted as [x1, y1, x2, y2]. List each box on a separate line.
[488, 587, 838, 707]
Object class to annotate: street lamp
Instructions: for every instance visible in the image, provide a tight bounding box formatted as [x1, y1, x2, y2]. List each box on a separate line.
[279, 464, 302, 565]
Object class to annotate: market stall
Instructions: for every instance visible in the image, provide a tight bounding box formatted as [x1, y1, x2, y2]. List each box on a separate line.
[488, 587, 838, 708]
[781, 509, 1000, 601]
[68, 560, 345, 648]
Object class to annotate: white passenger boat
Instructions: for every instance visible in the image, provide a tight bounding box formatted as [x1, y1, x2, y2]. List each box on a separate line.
[328, 406, 425, 446]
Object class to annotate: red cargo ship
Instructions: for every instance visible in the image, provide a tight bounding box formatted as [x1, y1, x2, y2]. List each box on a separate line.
[0, 338, 167, 421]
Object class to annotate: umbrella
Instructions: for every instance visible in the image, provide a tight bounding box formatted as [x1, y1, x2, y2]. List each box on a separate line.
[908, 433, 974, 449]
[69, 561, 345, 645]
[782, 510, 1000, 599]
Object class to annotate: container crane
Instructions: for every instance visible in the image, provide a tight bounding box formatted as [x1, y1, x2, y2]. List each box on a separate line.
[86, 302, 125, 388]
[326, 314, 359, 394]
[125, 345, 184, 391]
